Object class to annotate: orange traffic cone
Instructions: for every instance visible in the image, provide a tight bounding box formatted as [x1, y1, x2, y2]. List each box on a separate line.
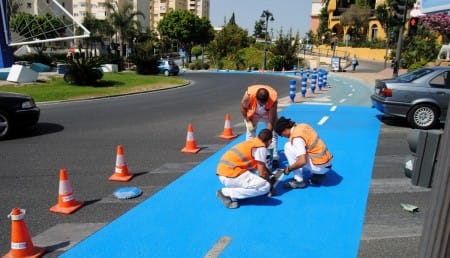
[219, 113, 238, 140]
[181, 123, 201, 153]
[3, 208, 45, 258]
[50, 168, 84, 214]
[109, 145, 134, 182]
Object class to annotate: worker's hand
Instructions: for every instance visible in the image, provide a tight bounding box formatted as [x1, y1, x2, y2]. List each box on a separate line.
[245, 120, 255, 131]
[283, 167, 291, 175]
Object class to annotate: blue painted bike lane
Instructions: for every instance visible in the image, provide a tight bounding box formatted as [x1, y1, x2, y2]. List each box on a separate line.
[61, 104, 380, 258]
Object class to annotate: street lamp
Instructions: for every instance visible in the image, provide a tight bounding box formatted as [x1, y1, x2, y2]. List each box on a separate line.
[261, 10, 274, 71]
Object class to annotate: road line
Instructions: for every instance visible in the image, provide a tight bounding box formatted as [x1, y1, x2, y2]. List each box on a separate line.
[369, 178, 431, 194]
[204, 236, 232, 258]
[339, 98, 346, 103]
[318, 116, 329, 125]
[348, 93, 353, 97]
[330, 105, 337, 112]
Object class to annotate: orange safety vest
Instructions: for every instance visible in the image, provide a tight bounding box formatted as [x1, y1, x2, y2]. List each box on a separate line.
[217, 138, 265, 178]
[289, 124, 333, 165]
[245, 85, 277, 120]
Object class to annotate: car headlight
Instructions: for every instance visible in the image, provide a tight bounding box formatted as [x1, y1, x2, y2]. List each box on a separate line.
[21, 100, 36, 109]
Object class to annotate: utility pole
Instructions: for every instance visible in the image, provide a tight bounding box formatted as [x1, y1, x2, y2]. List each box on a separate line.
[261, 10, 274, 71]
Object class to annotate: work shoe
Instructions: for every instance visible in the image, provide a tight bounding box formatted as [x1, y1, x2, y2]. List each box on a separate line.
[283, 179, 307, 189]
[216, 190, 239, 209]
[309, 174, 326, 185]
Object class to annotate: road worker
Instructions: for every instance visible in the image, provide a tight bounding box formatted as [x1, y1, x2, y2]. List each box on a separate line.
[240, 85, 279, 168]
[274, 116, 333, 189]
[216, 129, 273, 209]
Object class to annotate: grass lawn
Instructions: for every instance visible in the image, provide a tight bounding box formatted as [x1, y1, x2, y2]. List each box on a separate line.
[0, 72, 187, 102]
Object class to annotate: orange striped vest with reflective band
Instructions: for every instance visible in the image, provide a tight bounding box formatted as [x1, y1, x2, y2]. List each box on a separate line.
[289, 124, 332, 165]
[217, 138, 265, 178]
[246, 85, 277, 119]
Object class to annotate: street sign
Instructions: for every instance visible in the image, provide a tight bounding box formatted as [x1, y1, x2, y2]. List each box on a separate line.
[420, 0, 450, 14]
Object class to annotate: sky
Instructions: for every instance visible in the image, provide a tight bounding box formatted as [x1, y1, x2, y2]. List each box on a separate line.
[209, 0, 313, 37]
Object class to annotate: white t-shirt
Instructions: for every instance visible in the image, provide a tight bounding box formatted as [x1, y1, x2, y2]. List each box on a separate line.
[252, 147, 267, 163]
[291, 137, 307, 157]
[254, 103, 269, 119]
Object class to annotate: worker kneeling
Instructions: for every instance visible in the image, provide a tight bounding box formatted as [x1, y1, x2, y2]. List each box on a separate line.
[216, 129, 273, 209]
[274, 116, 333, 189]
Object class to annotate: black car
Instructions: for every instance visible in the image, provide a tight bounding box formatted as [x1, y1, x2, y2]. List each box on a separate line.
[0, 91, 40, 140]
[371, 66, 450, 129]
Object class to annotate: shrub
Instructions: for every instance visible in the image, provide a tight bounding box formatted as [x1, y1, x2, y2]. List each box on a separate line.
[129, 55, 159, 75]
[63, 56, 104, 86]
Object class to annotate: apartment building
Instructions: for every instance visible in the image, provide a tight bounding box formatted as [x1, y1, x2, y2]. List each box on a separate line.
[72, 0, 150, 32]
[150, 0, 209, 31]
[16, 0, 73, 19]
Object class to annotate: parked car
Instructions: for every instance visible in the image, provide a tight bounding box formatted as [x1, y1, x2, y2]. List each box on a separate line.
[371, 66, 450, 129]
[0, 91, 40, 140]
[157, 59, 179, 76]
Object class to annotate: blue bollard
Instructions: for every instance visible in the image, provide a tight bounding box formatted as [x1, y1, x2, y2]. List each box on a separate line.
[301, 76, 307, 98]
[318, 70, 323, 90]
[311, 71, 317, 94]
[323, 70, 328, 88]
[306, 67, 310, 78]
[299, 67, 304, 78]
[289, 79, 296, 103]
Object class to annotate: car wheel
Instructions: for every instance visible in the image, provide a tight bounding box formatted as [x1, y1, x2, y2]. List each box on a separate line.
[164, 70, 169, 76]
[0, 111, 11, 140]
[407, 104, 438, 129]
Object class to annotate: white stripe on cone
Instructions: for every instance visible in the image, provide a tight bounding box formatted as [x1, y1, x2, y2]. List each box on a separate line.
[59, 180, 73, 195]
[186, 132, 195, 141]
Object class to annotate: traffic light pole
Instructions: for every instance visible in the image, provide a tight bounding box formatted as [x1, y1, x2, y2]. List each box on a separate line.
[392, 0, 409, 78]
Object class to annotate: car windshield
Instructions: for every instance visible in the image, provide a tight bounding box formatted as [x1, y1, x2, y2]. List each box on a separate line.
[397, 68, 434, 82]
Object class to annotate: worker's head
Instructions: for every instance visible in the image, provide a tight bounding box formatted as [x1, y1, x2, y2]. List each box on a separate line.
[258, 128, 273, 147]
[274, 116, 295, 137]
[256, 88, 269, 105]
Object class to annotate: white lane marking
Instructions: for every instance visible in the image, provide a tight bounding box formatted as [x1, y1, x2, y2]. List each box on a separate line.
[318, 116, 329, 125]
[204, 236, 232, 257]
[330, 106, 337, 112]
[339, 99, 346, 103]
[302, 102, 333, 105]
[348, 93, 353, 97]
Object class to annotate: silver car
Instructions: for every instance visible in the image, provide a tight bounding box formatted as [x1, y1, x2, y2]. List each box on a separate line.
[371, 66, 450, 129]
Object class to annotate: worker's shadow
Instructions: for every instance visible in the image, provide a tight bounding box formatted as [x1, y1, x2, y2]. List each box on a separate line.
[272, 169, 343, 196]
[239, 195, 282, 207]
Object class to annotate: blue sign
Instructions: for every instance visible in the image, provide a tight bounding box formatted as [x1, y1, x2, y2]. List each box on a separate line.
[421, 0, 450, 13]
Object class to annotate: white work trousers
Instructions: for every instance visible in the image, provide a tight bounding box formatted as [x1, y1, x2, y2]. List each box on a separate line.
[218, 171, 270, 201]
[245, 117, 278, 159]
[283, 142, 331, 182]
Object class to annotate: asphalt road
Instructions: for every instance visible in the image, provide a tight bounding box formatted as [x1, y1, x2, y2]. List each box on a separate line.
[0, 69, 433, 257]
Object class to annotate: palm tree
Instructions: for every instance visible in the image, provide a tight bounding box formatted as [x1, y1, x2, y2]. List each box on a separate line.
[105, 2, 144, 57]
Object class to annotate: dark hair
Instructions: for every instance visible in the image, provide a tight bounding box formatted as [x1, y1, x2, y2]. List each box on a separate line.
[258, 128, 273, 142]
[274, 116, 295, 135]
[256, 88, 269, 103]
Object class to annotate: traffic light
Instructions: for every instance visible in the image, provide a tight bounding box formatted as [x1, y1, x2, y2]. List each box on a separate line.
[408, 17, 419, 36]
[393, 0, 407, 20]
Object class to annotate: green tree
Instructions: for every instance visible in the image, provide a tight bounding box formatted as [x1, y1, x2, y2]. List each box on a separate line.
[402, 26, 440, 69]
[340, 4, 371, 42]
[317, 6, 330, 42]
[106, 2, 145, 57]
[207, 16, 250, 66]
[9, 12, 66, 54]
[269, 29, 300, 70]
[253, 20, 265, 39]
[157, 10, 214, 63]
[77, 14, 113, 56]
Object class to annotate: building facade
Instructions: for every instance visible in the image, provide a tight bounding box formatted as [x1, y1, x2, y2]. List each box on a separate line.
[149, 0, 209, 31]
[312, 0, 388, 41]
